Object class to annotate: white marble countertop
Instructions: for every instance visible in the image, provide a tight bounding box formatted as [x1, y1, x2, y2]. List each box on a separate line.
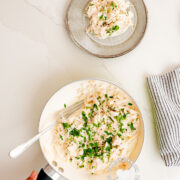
[0, 0, 180, 179]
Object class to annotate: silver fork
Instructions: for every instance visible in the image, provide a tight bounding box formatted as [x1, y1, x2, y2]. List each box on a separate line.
[9, 100, 84, 159]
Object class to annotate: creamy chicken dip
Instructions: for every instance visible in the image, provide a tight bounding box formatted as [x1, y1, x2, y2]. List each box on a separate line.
[54, 81, 140, 174]
[85, 0, 134, 39]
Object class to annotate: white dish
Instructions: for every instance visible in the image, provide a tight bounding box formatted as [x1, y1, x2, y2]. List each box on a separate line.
[66, 0, 147, 58]
[39, 79, 144, 180]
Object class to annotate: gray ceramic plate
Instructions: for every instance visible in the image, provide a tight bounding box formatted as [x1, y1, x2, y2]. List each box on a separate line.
[66, 0, 147, 58]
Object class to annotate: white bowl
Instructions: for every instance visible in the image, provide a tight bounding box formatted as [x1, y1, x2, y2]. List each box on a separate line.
[39, 79, 144, 180]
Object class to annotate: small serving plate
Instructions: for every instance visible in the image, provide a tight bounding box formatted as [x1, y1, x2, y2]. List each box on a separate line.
[66, 0, 147, 58]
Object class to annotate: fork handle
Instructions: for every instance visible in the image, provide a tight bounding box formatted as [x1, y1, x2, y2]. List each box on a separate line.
[9, 123, 56, 159]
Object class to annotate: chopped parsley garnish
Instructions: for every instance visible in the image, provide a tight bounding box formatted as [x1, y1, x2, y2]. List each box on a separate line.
[89, 3, 94, 6]
[81, 145, 101, 159]
[101, 135, 105, 140]
[98, 122, 102, 127]
[79, 143, 85, 148]
[106, 25, 119, 35]
[82, 111, 88, 127]
[110, 1, 117, 8]
[120, 128, 125, 133]
[82, 111, 86, 116]
[106, 136, 113, 144]
[83, 137, 87, 142]
[123, 113, 127, 119]
[64, 104, 66, 108]
[106, 28, 112, 34]
[110, 1, 114, 7]
[93, 123, 98, 127]
[62, 122, 70, 129]
[105, 145, 111, 152]
[104, 131, 113, 136]
[112, 25, 119, 31]
[130, 122, 136, 131]
[117, 133, 121, 137]
[128, 102, 133, 106]
[99, 14, 103, 19]
[90, 142, 98, 148]
[70, 128, 80, 136]
[88, 108, 94, 119]
[93, 104, 98, 110]
[108, 116, 114, 122]
[59, 135, 63, 140]
[97, 96, 101, 100]
[86, 128, 91, 141]
[107, 123, 111, 130]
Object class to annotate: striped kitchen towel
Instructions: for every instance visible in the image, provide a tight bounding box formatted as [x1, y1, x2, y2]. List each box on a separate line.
[147, 67, 180, 166]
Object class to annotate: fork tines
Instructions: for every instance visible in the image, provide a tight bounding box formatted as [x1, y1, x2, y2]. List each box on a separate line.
[60, 99, 84, 119]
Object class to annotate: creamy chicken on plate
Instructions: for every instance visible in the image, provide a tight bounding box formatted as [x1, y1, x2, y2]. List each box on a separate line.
[54, 81, 140, 174]
[85, 0, 134, 39]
